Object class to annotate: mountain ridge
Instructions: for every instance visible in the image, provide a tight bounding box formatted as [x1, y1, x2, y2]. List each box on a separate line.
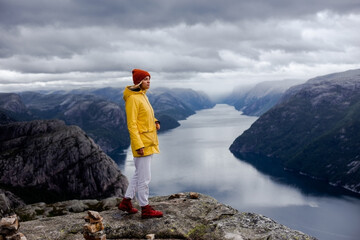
[1, 87, 214, 158]
[230, 69, 360, 194]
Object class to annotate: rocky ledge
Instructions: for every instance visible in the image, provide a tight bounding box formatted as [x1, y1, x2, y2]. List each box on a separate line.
[17, 193, 316, 240]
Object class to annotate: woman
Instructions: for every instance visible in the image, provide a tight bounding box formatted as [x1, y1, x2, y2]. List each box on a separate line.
[118, 69, 163, 219]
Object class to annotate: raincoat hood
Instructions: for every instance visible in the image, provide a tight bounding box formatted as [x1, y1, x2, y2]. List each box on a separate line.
[123, 86, 147, 102]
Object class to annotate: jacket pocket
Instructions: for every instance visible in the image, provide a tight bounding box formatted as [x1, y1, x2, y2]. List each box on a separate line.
[140, 131, 158, 147]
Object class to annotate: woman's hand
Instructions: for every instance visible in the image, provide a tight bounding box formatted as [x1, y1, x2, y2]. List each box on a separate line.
[156, 122, 160, 130]
[136, 148, 144, 156]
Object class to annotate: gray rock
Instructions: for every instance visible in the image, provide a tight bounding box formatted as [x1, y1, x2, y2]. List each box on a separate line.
[0, 190, 25, 218]
[0, 111, 16, 125]
[0, 119, 128, 204]
[18, 193, 317, 240]
[15, 197, 120, 221]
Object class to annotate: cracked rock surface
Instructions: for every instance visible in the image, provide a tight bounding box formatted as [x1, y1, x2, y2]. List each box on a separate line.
[19, 193, 316, 240]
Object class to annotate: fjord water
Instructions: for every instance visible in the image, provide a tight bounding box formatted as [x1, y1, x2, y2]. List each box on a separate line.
[120, 104, 360, 240]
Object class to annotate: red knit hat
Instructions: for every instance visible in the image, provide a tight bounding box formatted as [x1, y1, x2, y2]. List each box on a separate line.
[132, 69, 151, 85]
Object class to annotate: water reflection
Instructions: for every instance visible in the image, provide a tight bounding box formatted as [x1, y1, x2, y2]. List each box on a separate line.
[232, 152, 360, 199]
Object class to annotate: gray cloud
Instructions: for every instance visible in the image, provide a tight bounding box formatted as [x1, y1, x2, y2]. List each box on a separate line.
[0, 0, 360, 94]
[1, 0, 360, 28]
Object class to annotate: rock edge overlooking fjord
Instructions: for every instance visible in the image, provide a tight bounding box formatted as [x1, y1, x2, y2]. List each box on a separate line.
[18, 193, 317, 240]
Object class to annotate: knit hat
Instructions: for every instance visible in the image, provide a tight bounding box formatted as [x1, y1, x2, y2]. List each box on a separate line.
[132, 69, 151, 85]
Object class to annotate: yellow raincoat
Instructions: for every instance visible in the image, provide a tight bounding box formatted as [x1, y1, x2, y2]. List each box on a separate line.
[123, 86, 160, 157]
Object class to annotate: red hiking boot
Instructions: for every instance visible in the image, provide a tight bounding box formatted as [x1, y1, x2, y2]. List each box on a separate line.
[118, 198, 138, 214]
[141, 205, 163, 219]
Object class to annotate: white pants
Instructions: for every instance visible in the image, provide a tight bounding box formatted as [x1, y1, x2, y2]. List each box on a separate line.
[125, 154, 152, 207]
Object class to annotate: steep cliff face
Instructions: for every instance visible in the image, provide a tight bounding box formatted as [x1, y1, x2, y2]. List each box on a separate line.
[17, 193, 316, 240]
[230, 69, 360, 193]
[0, 120, 128, 204]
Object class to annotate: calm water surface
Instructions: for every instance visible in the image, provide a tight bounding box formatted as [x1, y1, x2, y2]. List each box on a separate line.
[120, 104, 360, 240]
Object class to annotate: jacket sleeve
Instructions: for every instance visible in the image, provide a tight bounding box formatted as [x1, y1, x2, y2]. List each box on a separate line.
[125, 96, 144, 150]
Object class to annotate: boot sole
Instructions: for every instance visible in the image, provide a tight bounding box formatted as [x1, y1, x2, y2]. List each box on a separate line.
[118, 207, 138, 214]
[141, 215, 163, 219]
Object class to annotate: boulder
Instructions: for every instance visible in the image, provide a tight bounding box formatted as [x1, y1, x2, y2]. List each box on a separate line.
[0, 120, 128, 204]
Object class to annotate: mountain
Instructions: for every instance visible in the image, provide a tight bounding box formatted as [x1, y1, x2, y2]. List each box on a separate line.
[230, 69, 360, 194]
[19, 92, 129, 157]
[0, 87, 214, 158]
[224, 80, 304, 116]
[149, 91, 196, 120]
[0, 93, 32, 121]
[0, 119, 128, 205]
[151, 87, 215, 111]
[147, 88, 216, 131]
[62, 87, 186, 130]
[73, 86, 215, 130]
[72, 87, 126, 105]
[60, 86, 215, 127]
[85, 87, 215, 120]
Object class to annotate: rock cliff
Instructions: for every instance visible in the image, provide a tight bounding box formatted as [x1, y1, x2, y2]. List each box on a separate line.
[0, 119, 128, 205]
[230, 69, 360, 194]
[16, 193, 316, 240]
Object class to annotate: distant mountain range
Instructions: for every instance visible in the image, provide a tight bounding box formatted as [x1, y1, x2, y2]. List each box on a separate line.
[0, 93, 32, 122]
[223, 79, 305, 116]
[15, 91, 129, 158]
[230, 69, 360, 194]
[0, 87, 214, 158]
[149, 87, 215, 121]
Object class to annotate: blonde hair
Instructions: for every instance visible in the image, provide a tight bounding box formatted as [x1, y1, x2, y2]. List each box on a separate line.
[129, 80, 143, 90]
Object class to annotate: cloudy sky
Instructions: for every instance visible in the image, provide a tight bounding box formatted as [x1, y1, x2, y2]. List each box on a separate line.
[1, 0, 360, 96]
